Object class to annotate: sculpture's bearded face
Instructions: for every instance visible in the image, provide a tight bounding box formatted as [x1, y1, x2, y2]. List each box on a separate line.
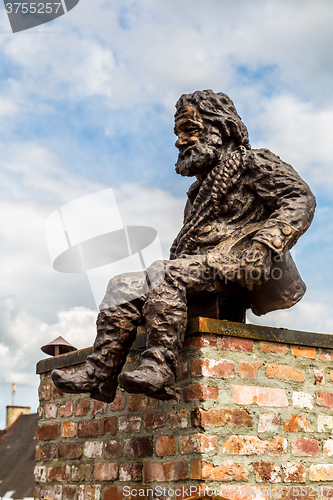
[174, 105, 223, 177]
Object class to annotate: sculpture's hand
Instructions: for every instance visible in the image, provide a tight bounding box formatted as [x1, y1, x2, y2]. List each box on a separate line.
[207, 241, 272, 291]
[237, 241, 272, 291]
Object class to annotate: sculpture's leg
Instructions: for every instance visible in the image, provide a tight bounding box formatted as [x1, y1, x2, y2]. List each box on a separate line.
[118, 257, 216, 399]
[52, 271, 148, 402]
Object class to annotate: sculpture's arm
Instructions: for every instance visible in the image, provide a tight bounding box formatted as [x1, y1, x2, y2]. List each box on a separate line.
[249, 149, 316, 254]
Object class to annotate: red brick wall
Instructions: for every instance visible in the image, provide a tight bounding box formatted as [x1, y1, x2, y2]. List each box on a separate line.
[34, 332, 333, 500]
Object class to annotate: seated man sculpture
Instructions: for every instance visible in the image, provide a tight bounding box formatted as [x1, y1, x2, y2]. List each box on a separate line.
[52, 90, 316, 403]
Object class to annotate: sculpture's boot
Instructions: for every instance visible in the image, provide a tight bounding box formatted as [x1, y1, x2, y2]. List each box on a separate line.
[52, 300, 142, 403]
[118, 263, 187, 400]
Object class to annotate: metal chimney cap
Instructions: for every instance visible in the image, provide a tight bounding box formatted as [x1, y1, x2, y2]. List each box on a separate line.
[41, 336, 77, 356]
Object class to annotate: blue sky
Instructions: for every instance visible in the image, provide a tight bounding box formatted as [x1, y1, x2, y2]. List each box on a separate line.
[0, 0, 333, 428]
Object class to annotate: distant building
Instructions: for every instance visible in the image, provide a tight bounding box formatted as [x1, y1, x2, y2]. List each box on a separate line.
[0, 408, 37, 499]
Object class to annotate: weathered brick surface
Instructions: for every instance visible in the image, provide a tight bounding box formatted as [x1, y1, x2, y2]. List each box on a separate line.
[238, 361, 261, 379]
[156, 436, 176, 456]
[183, 383, 218, 401]
[35, 329, 333, 499]
[191, 407, 253, 428]
[232, 385, 288, 407]
[284, 413, 314, 432]
[258, 413, 281, 433]
[191, 459, 248, 481]
[253, 462, 282, 483]
[265, 364, 304, 382]
[168, 410, 188, 429]
[291, 438, 320, 457]
[179, 434, 217, 454]
[282, 463, 306, 483]
[222, 336, 253, 352]
[131, 437, 153, 457]
[143, 461, 187, 482]
[191, 357, 234, 378]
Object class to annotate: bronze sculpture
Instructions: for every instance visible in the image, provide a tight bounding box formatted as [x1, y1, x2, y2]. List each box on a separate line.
[52, 90, 316, 403]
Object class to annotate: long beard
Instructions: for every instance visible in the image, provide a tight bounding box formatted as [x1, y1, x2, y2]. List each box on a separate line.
[175, 137, 222, 177]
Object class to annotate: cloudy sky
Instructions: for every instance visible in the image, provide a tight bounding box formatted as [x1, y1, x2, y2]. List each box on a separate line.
[0, 0, 333, 428]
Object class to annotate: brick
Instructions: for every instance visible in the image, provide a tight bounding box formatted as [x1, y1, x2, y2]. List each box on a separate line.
[48, 465, 70, 482]
[58, 442, 82, 460]
[62, 485, 78, 500]
[323, 439, 333, 456]
[108, 395, 126, 411]
[309, 464, 333, 481]
[42, 444, 57, 460]
[222, 336, 253, 352]
[105, 440, 123, 459]
[314, 369, 325, 385]
[258, 414, 281, 433]
[317, 391, 333, 409]
[34, 465, 47, 482]
[183, 383, 218, 402]
[75, 398, 90, 416]
[40, 485, 62, 500]
[169, 410, 188, 429]
[330, 371, 333, 382]
[318, 414, 333, 432]
[253, 462, 282, 483]
[282, 463, 306, 483]
[182, 334, 217, 350]
[94, 462, 118, 481]
[265, 364, 304, 382]
[62, 421, 77, 438]
[239, 361, 261, 379]
[191, 358, 234, 378]
[143, 413, 165, 431]
[291, 438, 319, 457]
[284, 413, 314, 432]
[232, 385, 288, 407]
[83, 441, 103, 459]
[99, 417, 117, 436]
[119, 464, 142, 482]
[292, 391, 313, 409]
[91, 400, 107, 416]
[103, 486, 128, 500]
[291, 345, 316, 359]
[222, 435, 286, 456]
[191, 459, 248, 481]
[144, 461, 187, 482]
[39, 383, 51, 401]
[59, 400, 73, 418]
[128, 394, 158, 411]
[179, 434, 217, 454]
[191, 408, 253, 428]
[131, 437, 153, 457]
[71, 464, 93, 482]
[78, 420, 99, 438]
[78, 485, 101, 500]
[45, 403, 57, 419]
[53, 386, 66, 399]
[156, 436, 176, 456]
[319, 348, 333, 361]
[118, 416, 141, 433]
[36, 423, 59, 441]
[260, 342, 288, 354]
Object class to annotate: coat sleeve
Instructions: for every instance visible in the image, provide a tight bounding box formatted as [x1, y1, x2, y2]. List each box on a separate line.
[249, 149, 316, 254]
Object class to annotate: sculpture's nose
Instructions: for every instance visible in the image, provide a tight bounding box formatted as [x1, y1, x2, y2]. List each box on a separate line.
[175, 132, 196, 150]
